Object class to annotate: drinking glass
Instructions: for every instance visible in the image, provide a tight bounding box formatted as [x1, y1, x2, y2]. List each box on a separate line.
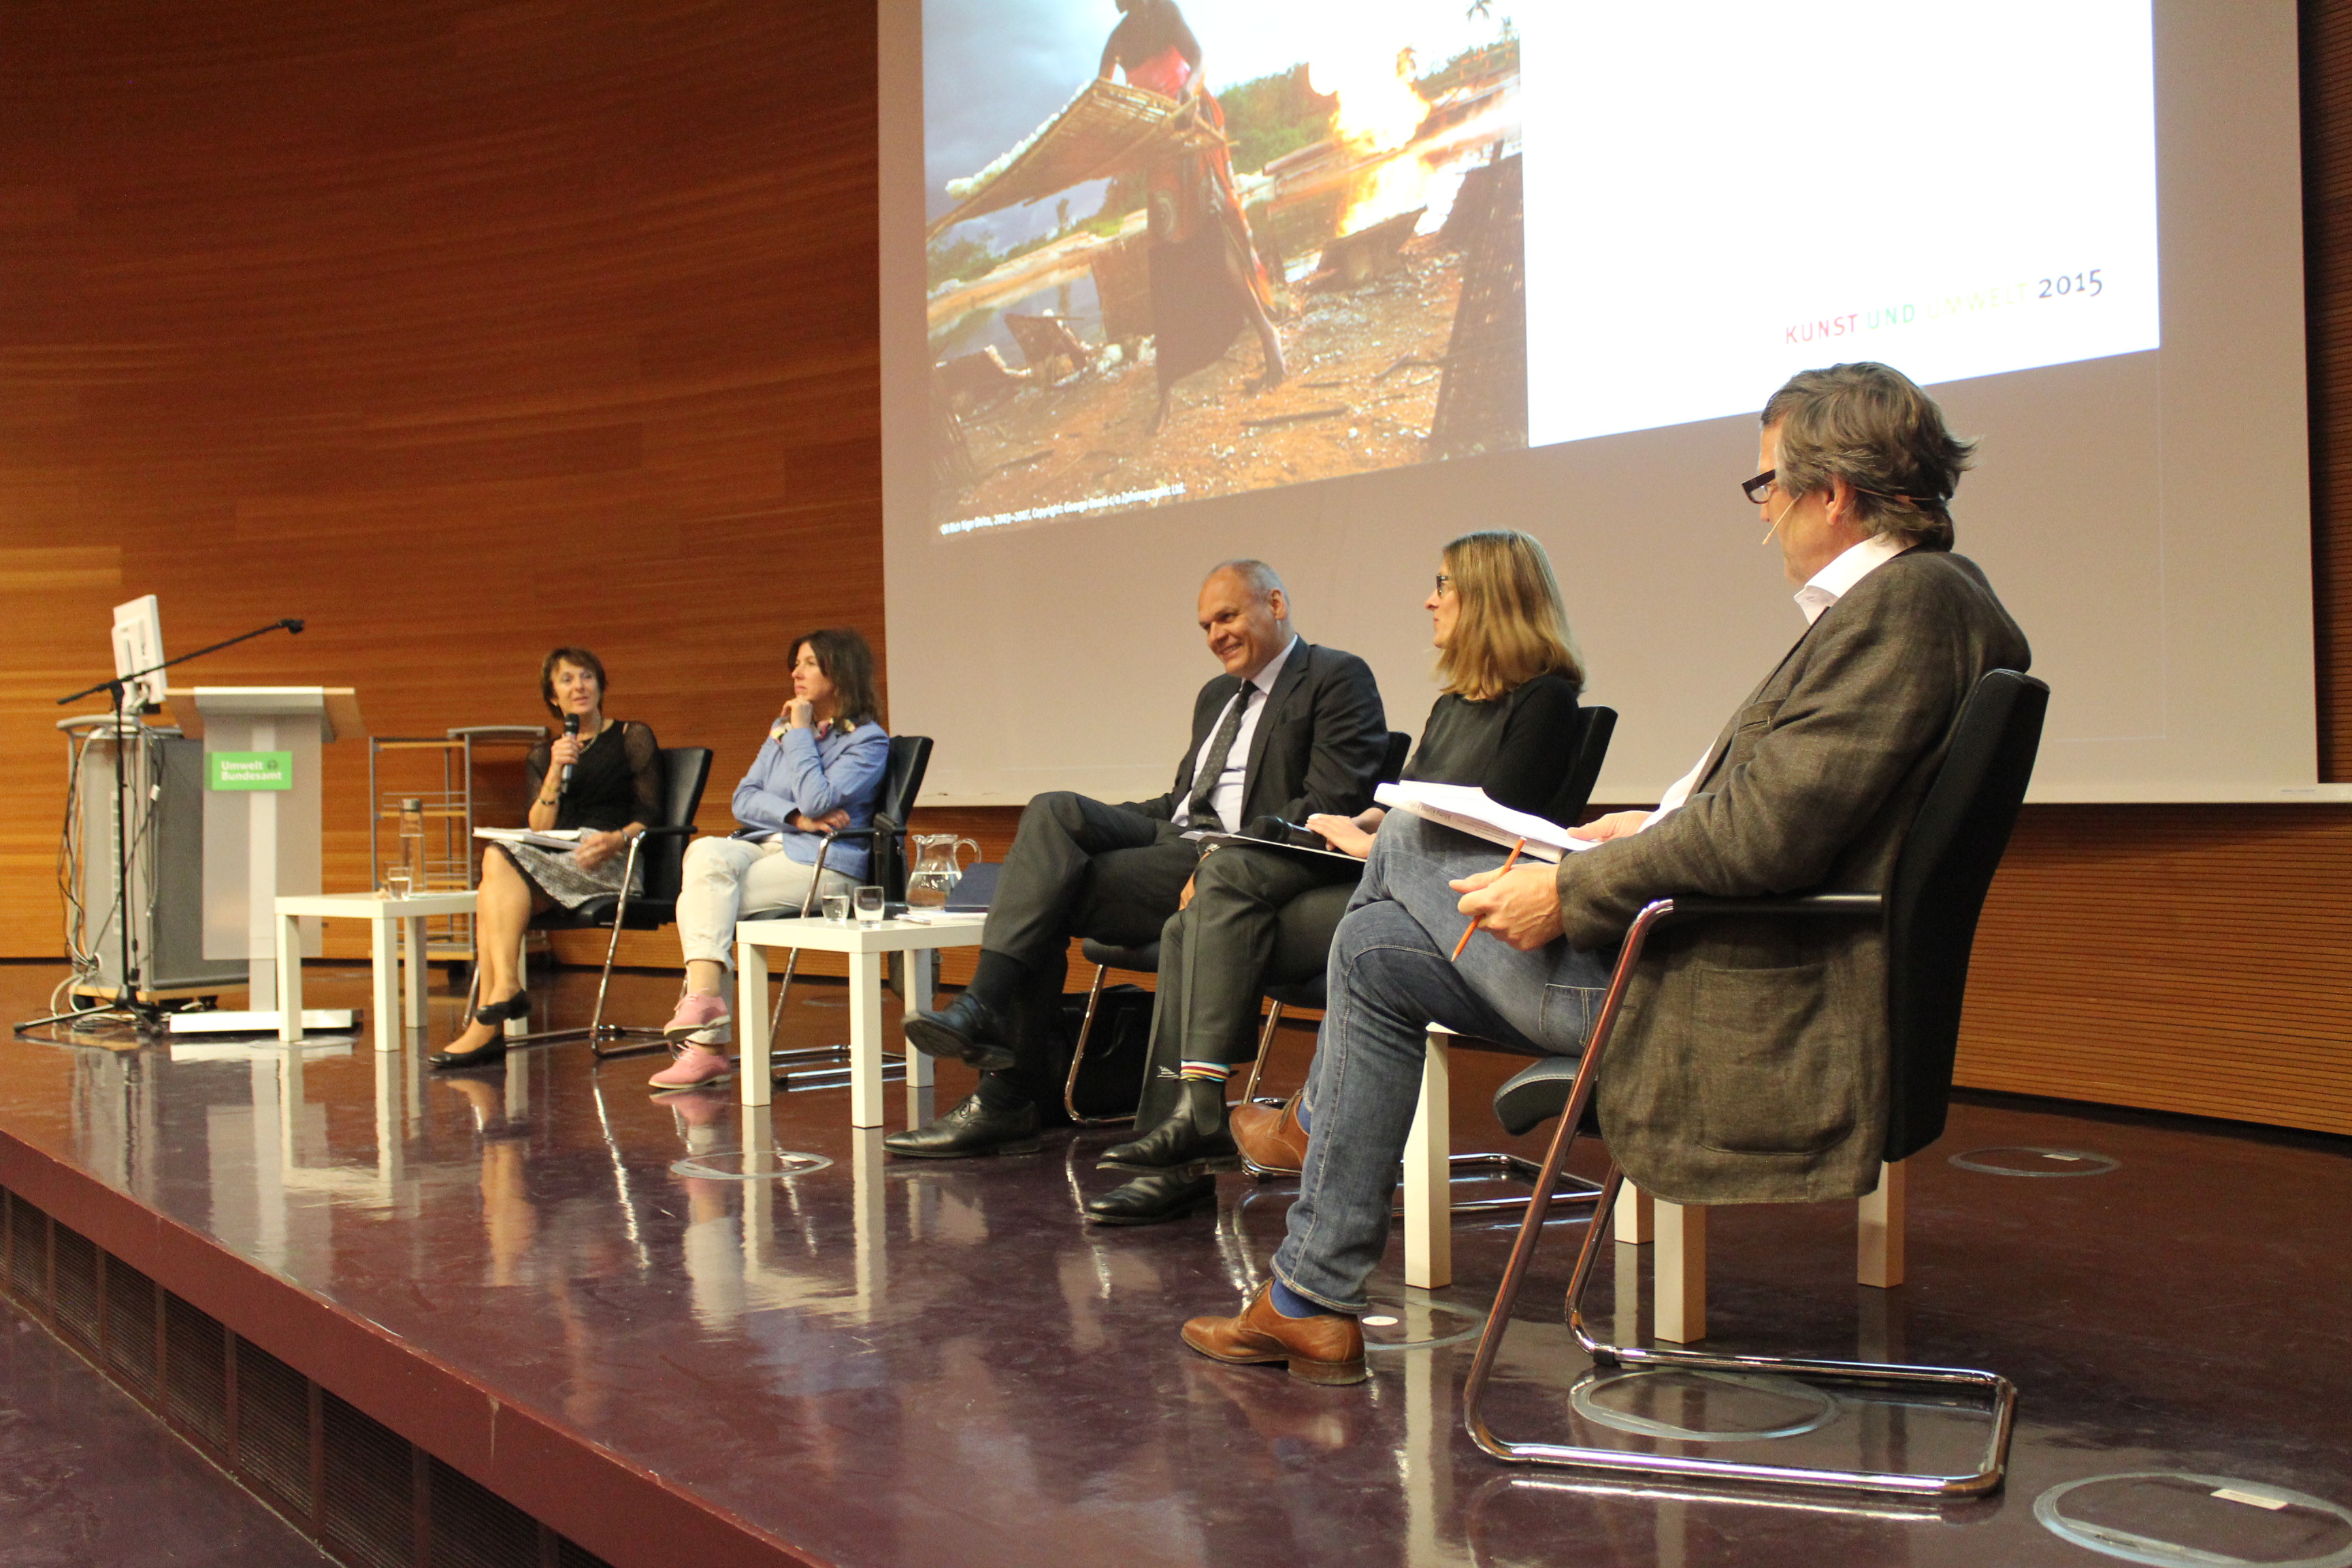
[821, 892, 851, 925]
[853, 885, 885, 925]
[382, 868, 413, 900]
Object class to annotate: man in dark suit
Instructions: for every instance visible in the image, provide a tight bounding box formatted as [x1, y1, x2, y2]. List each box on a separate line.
[889, 559, 1388, 1159]
[1186, 363, 2031, 1384]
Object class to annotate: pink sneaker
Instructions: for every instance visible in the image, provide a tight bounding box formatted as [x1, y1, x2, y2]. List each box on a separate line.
[649, 1044, 734, 1090]
[662, 992, 731, 1046]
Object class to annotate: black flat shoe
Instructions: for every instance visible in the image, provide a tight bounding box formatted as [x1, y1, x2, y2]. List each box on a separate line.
[902, 993, 1017, 1075]
[1085, 1169, 1218, 1226]
[883, 1093, 1041, 1159]
[1100, 1078, 1236, 1171]
[429, 1037, 508, 1070]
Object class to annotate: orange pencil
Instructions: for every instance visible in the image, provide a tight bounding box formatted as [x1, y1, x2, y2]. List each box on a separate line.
[1451, 838, 1526, 962]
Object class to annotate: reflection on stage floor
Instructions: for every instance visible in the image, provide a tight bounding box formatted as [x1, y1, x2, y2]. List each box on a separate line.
[2, 960, 2349, 1568]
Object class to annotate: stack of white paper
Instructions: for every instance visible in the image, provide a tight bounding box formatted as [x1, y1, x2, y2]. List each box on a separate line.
[1374, 782, 1599, 864]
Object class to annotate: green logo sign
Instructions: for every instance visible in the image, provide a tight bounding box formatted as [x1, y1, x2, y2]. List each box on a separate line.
[208, 751, 294, 791]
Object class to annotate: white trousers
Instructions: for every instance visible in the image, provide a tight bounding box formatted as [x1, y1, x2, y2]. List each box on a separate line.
[676, 836, 854, 968]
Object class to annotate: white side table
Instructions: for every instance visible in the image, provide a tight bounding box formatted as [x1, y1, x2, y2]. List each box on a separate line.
[734, 914, 987, 1127]
[274, 891, 478, 1050]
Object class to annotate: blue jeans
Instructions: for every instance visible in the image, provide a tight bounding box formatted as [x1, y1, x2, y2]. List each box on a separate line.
[1271, 814, 1612, 1313]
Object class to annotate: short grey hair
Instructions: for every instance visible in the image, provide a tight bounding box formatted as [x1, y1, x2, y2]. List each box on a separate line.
[1206, 559, 1287, 612]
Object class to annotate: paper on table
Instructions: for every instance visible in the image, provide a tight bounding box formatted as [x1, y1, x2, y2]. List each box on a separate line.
[1374, 781, 1601, 864]
[475, 826, 585, 851]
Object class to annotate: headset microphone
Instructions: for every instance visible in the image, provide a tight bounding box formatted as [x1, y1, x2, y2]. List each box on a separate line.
[560, 713, 580, 795]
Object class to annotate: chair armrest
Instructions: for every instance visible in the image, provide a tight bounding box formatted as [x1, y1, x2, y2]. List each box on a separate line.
[633, 824, 700, 840]
[1650, 892, 1884, 927]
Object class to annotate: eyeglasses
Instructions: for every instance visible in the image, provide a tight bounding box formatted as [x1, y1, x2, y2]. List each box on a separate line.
[1433, 573, 1455, 594]
[1740, 468, 1778, 505]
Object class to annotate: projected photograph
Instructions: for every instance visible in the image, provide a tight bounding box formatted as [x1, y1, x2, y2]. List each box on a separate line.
[923, 1, 1526, 536]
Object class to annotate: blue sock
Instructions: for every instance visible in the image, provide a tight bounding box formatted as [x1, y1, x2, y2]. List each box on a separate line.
[1293, 1093, 1313, 1136]
[1270, 1278, 1340, 1319]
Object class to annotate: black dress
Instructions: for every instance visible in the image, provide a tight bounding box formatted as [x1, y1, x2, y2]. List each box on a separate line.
[1401, 672, 1587, 817]
[498, 719, 662, 909]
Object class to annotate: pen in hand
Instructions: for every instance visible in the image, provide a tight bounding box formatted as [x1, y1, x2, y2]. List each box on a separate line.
[1450, 838, 1526, 962]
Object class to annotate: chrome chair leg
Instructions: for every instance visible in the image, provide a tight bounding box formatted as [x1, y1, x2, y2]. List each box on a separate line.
[1457, 899, 2016, 1498]
[1064, 963, 1131, 1126]
[1237, 1000, 1287, 1106]
[765, 839, 838, 1046]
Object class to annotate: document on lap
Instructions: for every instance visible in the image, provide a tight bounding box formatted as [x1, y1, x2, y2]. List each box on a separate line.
[1373, 782, 1598, 864]
[474, 827, 585, 851]
[1193, 832, 1366, 867]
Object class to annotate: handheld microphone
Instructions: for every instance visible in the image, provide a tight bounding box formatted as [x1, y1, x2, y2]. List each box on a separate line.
[560, 713, 580, 795]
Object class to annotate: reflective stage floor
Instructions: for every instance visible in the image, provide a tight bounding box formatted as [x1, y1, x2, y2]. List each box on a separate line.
[2, 960, 2349, 1568]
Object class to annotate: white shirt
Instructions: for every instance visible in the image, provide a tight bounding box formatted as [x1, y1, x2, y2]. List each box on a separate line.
[1175, 636, 1298, 833]
[1642, 534, 1909, 828]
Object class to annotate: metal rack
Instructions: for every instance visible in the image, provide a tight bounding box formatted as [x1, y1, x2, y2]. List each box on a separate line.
[366, 725, 544, 960]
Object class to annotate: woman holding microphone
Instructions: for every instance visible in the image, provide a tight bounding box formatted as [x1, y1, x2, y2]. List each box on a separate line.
[431, 647, 660, 1068]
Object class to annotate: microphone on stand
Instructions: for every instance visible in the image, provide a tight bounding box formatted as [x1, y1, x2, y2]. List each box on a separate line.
[559, 713, 580, 796]
[280, 618, 306, 634]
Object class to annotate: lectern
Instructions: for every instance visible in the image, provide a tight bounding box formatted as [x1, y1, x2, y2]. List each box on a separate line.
[167, 687, 365, 1032]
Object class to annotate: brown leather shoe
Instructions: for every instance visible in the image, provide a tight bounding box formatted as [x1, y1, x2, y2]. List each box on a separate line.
[1181, 1282, 1366, 1385]
[1231, 1092, 1309, 1177]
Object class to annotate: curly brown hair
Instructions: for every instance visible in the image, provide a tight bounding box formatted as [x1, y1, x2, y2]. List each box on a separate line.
[791, 627, 883, 730]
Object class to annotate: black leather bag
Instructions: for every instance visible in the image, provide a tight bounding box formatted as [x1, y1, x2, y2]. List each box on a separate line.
[1058, 983, 1156, 1119]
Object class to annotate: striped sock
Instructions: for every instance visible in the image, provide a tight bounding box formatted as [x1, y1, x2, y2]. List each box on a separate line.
[1178, 1060, 1232, 1083]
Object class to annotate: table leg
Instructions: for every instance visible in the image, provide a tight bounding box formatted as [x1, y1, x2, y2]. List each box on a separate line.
[902, 947, 937, 1124]
[737, 938, 772, 1107]
[1402, 1030, 1453, 1289]
[399, 915, 427, 1037]
[849, 950, 884, 1128]
[278, 911, 304, 1042]
[370, 917, 398, 1053]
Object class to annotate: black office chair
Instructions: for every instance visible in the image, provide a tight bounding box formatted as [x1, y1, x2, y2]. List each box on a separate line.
[1460, 670, 2046, 1499]
[1064, 730, 1416, 1126]
[496, 745, 713, 1060]
[740, 734, 932, 1085]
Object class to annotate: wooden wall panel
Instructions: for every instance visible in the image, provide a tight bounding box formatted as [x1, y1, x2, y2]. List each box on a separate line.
[3, 2, 2351, 1135]
[0, 1, 884, 968]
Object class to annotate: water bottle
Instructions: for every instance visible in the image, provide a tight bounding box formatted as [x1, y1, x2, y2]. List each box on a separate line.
[397, 798, 427, 897]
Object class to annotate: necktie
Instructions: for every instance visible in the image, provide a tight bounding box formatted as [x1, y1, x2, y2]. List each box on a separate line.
[1185, 681, 1254, 830]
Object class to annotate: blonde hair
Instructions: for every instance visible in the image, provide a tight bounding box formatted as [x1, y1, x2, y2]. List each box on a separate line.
[1435, 531, 1584, 701]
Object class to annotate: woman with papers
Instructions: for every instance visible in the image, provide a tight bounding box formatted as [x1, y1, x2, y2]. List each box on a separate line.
[431, 647, 662, 1068]
[1085, 532, 1588, 1224]
[643, 628, 890, 1091]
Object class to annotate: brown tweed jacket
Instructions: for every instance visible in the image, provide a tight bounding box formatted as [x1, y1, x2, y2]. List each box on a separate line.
[1556, 549, 2029, 1205]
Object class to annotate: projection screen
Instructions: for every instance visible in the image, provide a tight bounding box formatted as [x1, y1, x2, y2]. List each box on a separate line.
[880, 1, 2324, 806]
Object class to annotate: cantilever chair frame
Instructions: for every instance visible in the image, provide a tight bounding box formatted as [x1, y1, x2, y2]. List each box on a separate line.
[749, 734, 934, 1092]
[1457, 894, 2018, 1498]
[481, 745, 715, 1061]
[1459, 667, 2048, 1497]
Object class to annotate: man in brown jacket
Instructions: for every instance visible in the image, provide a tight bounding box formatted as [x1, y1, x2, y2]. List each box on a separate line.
[1182, 362, 2031, 1384]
